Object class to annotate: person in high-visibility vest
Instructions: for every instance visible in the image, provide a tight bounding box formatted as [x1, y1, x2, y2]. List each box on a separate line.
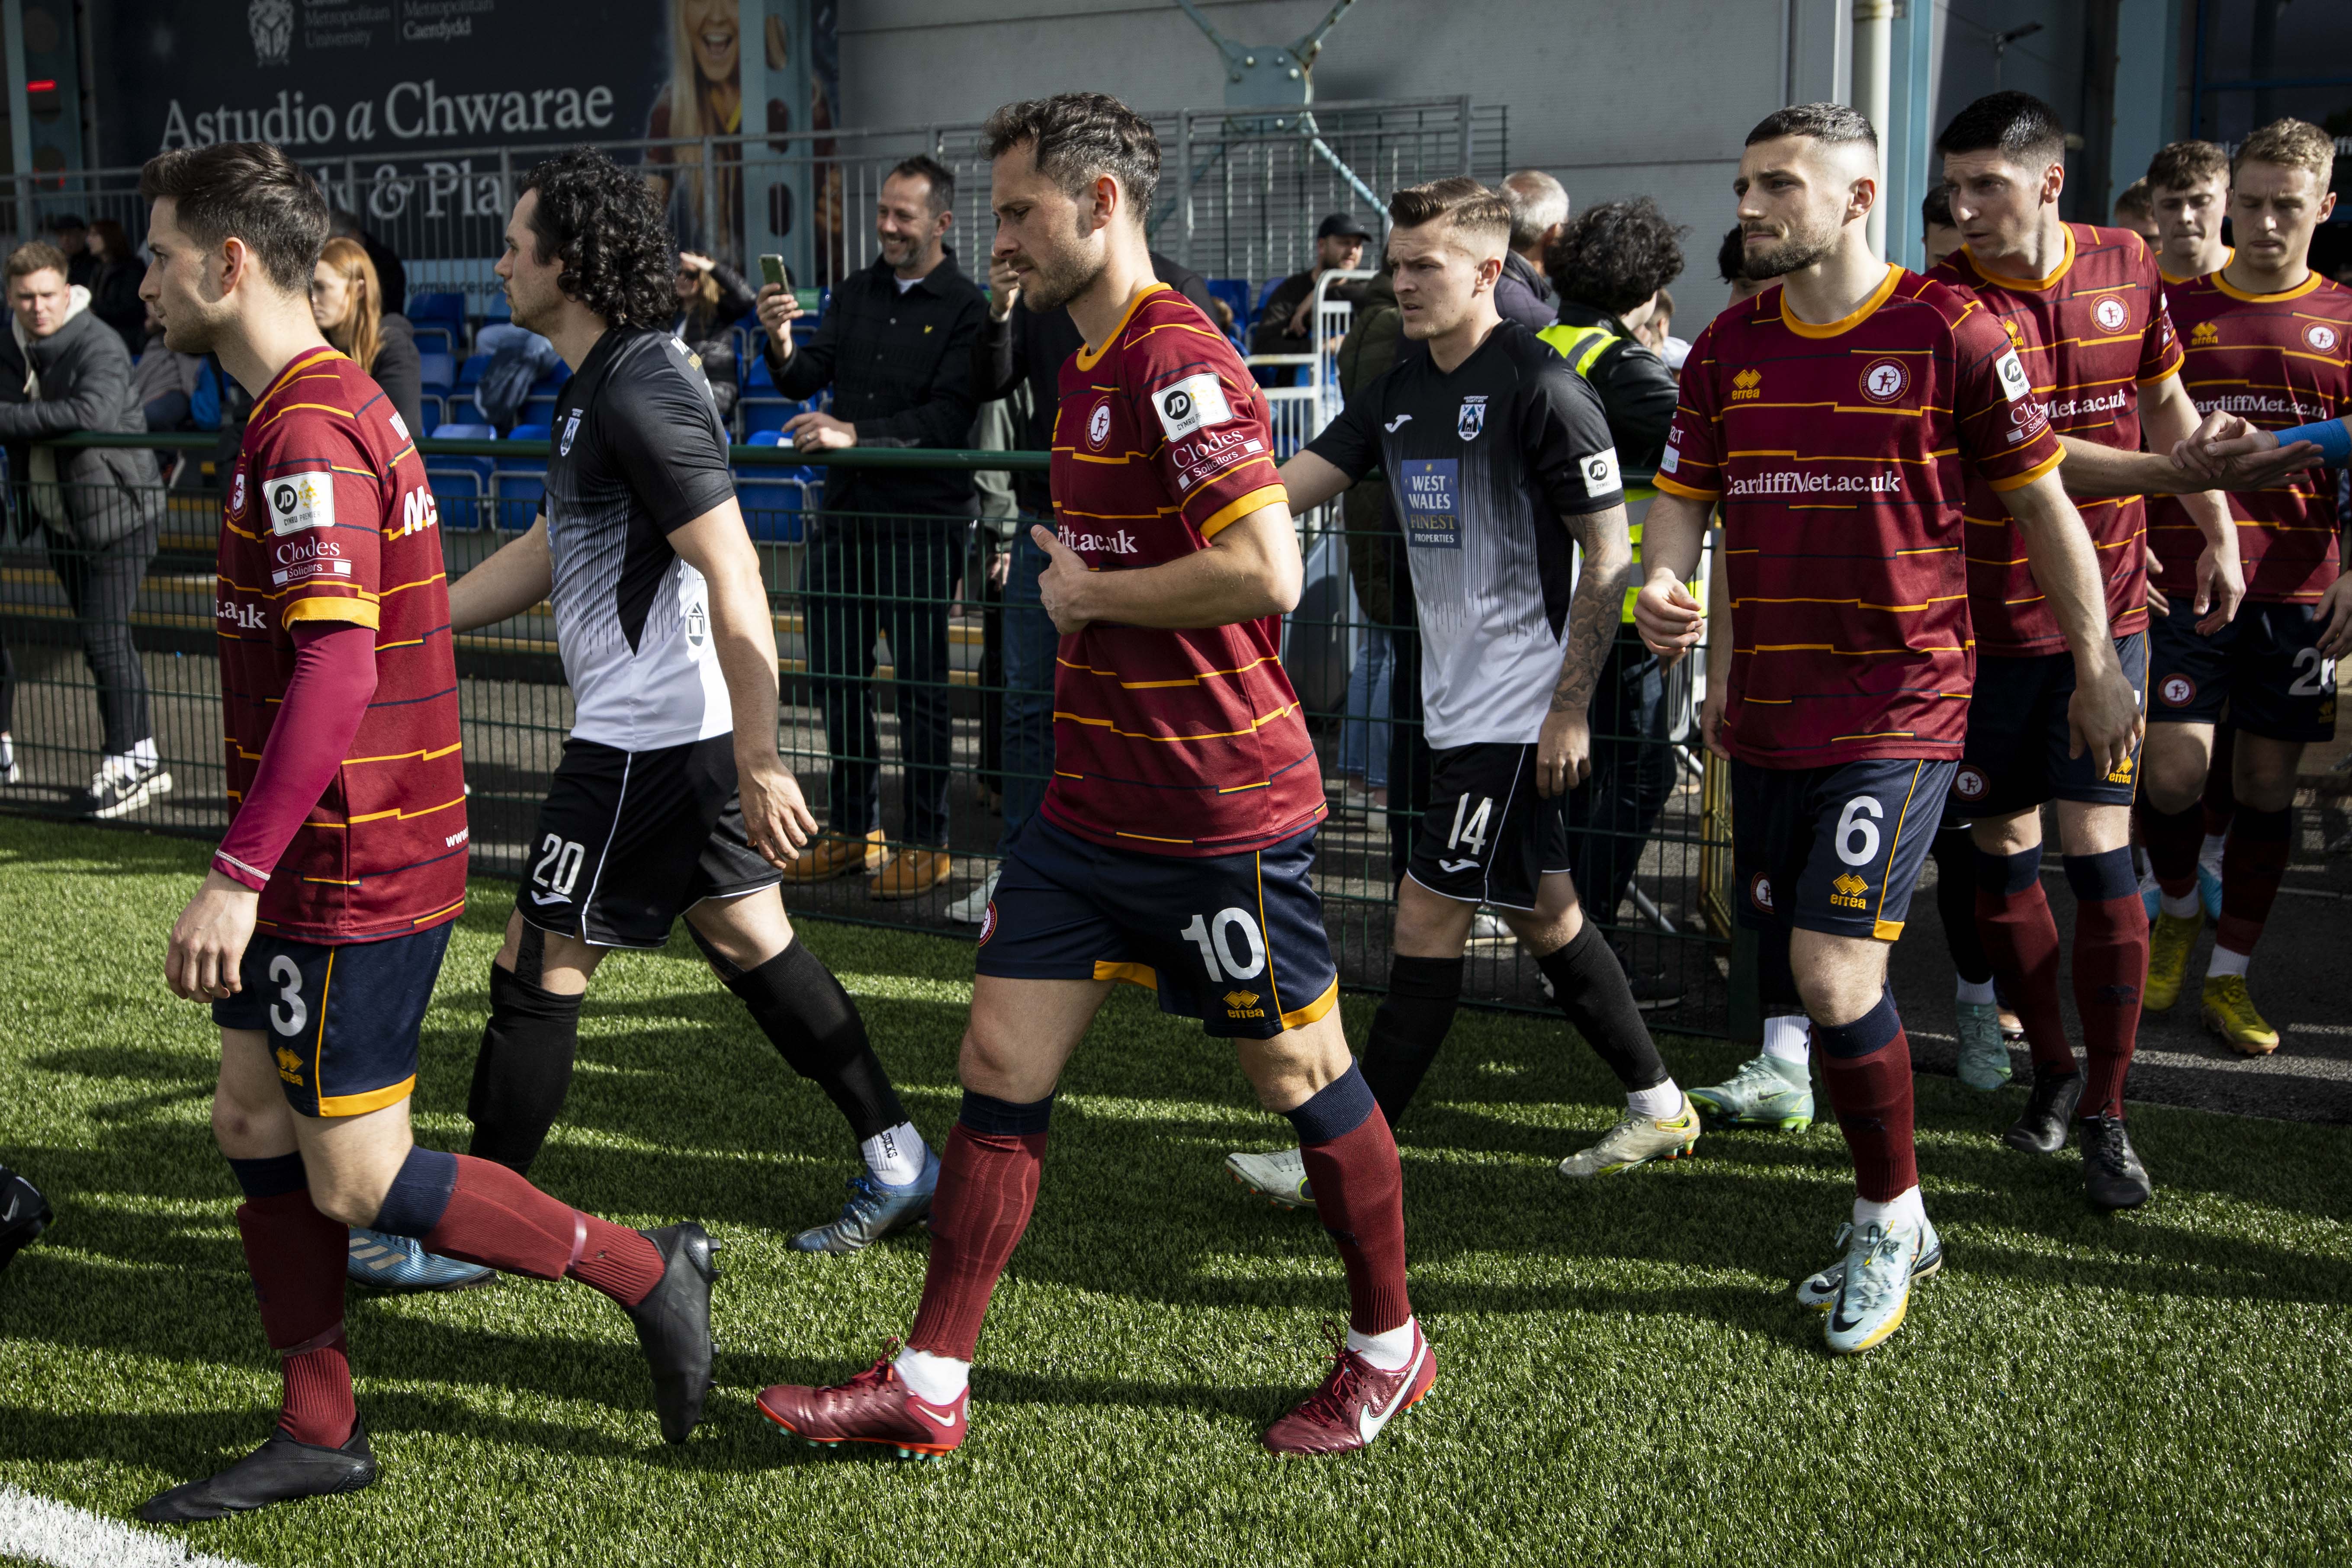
[1536, 197, 1687, 1006]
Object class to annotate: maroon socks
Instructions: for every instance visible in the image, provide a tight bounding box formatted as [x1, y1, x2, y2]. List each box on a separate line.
[1812, 995, 1918, 1202]
[370, 1146, 664, 1307]
[907, 1096, 1052, 1362]
[228, 1154, 353, 1448]
[1288, 1064, 1412, 1337]
[1974, 847, 2076, 1081]
[2217, 806, 2291, 960]
[2066, 849, 2147, 1121]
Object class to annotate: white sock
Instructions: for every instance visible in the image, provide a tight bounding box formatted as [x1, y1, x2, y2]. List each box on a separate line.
[2207, 945, 2250, 978]
[2198, 832, 2227, 873]
[1626, 1079, 1682, 1119]
[1762, 1014, 1811, 1065]
[1853, 1185, 1927, 1233]
[2159, 889, 2199, 919]
[862, 1121, 928, 1187]
[130, 736, 158, 768]
[1955, 976, 1996, 1006]
[1346, 1317, 1417, 1372]
[893, 1346, 969, 1404]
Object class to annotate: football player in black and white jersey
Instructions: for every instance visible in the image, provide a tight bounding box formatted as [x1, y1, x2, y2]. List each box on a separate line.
[1224, 177, 1699, 1207]
[371, 150, 937, 1266]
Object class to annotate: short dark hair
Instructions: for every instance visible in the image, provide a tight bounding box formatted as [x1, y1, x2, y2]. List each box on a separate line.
[982, 93, 1160, 221]
[518, 147, 677, 331]
[5, 241, 69, 281]
[1921, 183, 1954, 229]
[1544, 196, 1686, 315]
[42, 213, 86, 232]
[2112, 178, 2153, 222]
[2146, 139, 2230, 193]
[1716, 225, 1748, 285]
[1388, 176, 1512, 249]
[1935, 91, 2066, 170]
[138, 141, 328, 294]
[888, 154, 956, 217]
[1746, 102, 1878, 153]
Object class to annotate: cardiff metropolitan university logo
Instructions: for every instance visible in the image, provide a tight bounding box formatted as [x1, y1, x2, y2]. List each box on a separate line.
[248, 0, 293, 64]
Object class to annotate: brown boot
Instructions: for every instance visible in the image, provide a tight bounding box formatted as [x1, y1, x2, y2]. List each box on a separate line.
[784, 828, 890, 883]
[869, 848, 951, 900]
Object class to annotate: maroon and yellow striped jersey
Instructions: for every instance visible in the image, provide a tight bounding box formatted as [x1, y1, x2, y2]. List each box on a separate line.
[1655, 267, 2061, 768]
[215, 346, 468, 941]
[1038, 283, 1322, 856]
[2149, 269, 2352, 605]
[1931, 225, 2184, 655]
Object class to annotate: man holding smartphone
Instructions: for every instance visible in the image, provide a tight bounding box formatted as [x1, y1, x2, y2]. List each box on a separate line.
[754, 156, 985, 901]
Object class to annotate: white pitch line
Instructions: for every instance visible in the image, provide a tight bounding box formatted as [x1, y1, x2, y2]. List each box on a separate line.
[0, 1484, 259, 1568]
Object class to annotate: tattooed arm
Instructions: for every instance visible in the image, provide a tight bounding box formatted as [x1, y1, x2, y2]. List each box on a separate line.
[1536, 501, 1632, 798]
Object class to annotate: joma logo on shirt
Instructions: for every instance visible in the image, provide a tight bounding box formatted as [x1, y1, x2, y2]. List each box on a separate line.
[1057, 524, 1140, 555]
[1730, 368, 1762, 401]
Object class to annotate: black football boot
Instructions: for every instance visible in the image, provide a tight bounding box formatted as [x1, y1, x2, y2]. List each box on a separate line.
[2079, 1113, 2153, 1211]
[138, 1422, 377, 1522]
[623, 1222, 720, 1443]
[0, 1164, 51, 1269]
[2003, 1068, 2083, 1155]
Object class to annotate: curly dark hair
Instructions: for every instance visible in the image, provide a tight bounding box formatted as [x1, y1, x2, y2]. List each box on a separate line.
[519, 147, 677, 331]
[1544, 197, 1686, 316]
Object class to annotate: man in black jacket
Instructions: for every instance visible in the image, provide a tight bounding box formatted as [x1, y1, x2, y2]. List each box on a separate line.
[0, 241, 168, 818]
[1496, 169, 1570, 331]
[950, 249, 1218, 920]
[1249, 212, 1372, 353]
[1537, 198, 1686, 1002]
[755, 155, 984, 900]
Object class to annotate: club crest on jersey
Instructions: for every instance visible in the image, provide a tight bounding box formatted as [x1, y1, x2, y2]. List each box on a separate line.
[1730, 368, 1762, 401]
[2191, 321, 2221, 347]
[1456, 395, 1488, 440]
[229, 469, 247, 515]
[1749, 872, 1774, 913]
[560, 410, 583, 456]
[2308, 323, 2339, 352]
[264, 471, 334, 536]
[1954, 765, 1988, 802]
[1086, 402, 1112, 449]
[2092, 296, 2130, 333]
[2158, 673, 2196, 707]
[1153, 373, 1233, 440]
[976, 902, 997, 945]
[1859, 358, 1909, 403]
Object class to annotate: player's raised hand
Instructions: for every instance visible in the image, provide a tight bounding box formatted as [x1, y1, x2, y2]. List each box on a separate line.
[165, 871, 259, 1002]
[2174, 409, 2325, 489]
[1633, 575, 1704, 663]
[2066, 659, 2145, 781]
[987, 254, 1022, 322]
[737, 752, 817, 868]
[755, 282, 803, 360]
[1534, 707, 1591, 798]
[1031, 524, 1093, 634]
[2314, 576, 2352, 661]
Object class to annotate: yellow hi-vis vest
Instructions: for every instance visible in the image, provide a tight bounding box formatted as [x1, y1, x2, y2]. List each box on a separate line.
[1538, 321, 1662, 624]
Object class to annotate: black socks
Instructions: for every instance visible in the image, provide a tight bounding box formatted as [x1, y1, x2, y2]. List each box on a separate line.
[1533, 922, 1669, 1092]
[466, 962, 585, 1176]
[718, 939, 908, 1144]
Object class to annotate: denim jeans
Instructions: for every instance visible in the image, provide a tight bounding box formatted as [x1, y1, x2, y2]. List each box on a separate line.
[1337, 623, 1393, 789]
[995, 530, 1056, 854]
[1563, 627, 1676, 927]
[803, 520, 960, 848]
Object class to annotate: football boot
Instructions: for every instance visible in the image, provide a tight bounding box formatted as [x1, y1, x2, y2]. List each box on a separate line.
[1557, 1094, 1701, 1178]
[1688, 1053, 1813, 1132]
[2201, 974, 2279, 1055]
[1224, 1147, 1314, 1210]
[757, 1346, 967, 1459]
[138, 1422, 377, 1522]
[623, 1222, 720, 1443]
[1262, 1320, 1436, 1456]
[1796, 1217, 1944, 1311]
[2004, 1067, 2082, 1155]
[1953, 1001, 2012, 1091]
[344, 1229, 494, 1292]
[790, 1150, 941, 1254]
[2079, 1114, 2153, 1211]
[2143, 910, 2201, 1013]
[1822, 1216, 1938, 1355]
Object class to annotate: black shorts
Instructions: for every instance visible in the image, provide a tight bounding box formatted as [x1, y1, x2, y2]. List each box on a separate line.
[2149, 595, 2338, 743]
[517, 733, 780, 949]
[975, 815, 1339, 1040]
[1948, 633, 2148, 821]
[1407, 742, 1570, 911]
[1733, 757, 1952, 942]
[213, 922, 453, 1118]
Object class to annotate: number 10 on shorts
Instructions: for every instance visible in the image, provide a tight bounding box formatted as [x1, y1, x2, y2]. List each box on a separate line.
[1181, 907, 1268, 982]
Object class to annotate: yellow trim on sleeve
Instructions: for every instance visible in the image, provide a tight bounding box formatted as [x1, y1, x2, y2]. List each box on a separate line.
[1653, 473, 1721, 501]
[283, 598, 381, 630]
[1986, 447, 2066, 492]
[1778, 263, 1903, 338]
[1198, 484, 1290, 539]
[1074, 282, 1171, 371]
[316, 1074, 418, 1118]
[1279, 977, 1340, 1031]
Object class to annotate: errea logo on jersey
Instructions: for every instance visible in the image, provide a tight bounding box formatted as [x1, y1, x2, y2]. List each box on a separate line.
[1730, 368, 1762, 401]
[2191, 321, 2221, 347]
[265, 471, 335, 535]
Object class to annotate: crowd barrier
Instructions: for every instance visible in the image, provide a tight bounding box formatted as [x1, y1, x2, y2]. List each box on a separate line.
[0, 433, 1739, 1035]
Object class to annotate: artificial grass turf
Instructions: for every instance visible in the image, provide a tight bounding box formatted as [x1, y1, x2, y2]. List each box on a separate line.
[0, 815, 2345, 1568]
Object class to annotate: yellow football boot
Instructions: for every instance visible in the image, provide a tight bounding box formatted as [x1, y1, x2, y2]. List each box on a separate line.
[2143, 911, 2201, 1013]
[2201, 974, 2280, 1056]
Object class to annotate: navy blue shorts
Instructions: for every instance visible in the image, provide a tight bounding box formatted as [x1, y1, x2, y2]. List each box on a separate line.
[976, 815, 1339, 1039]
[1948, 632, 2148, 821]
[213, 922, 453, 1118]
[1732, 757, 1953, 942]
[2150, 595, 2338, 743]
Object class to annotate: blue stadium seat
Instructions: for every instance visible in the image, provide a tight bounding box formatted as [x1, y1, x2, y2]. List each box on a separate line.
[426, 422, 497, 530]
[522, 394, 559, 426]
[506, 422, 553, 444]
[1254, 275, 1288, 321]
[492, 472, 545, 533]
[744, 352, 777, 392]
[418, 352, 456, 395]
[408, 292, 465, 356]
[736, 433, 809, 543]
[455, 354, 490, 395]
[1207, 278, 1251, 339]
[741, 397, 798, 438]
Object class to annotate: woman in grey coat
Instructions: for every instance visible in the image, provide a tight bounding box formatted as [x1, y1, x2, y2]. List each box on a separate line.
[0, 241, 168, 816]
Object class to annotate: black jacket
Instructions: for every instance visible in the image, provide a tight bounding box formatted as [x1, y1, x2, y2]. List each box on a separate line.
[972, 253, 1217, 510]
[360, 231, 407, 317]
[366, 313, 425, 440]
[1248, 268, 1371, 354]
[764, 248, 985, 520]
[90, 259, 147, 357]
[1548, 299, 1680, 469]
[1494, 251, 1557, 334]
[0, 299, 163, 546]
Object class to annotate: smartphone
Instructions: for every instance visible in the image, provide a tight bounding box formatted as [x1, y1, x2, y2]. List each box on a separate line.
[758, 253, 790, 292]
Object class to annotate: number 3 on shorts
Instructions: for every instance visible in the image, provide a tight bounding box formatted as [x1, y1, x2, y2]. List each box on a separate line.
[1180, 907, 1268, 982]
[268, 953, 308, 1037]
[1836, 796, 1883, 867]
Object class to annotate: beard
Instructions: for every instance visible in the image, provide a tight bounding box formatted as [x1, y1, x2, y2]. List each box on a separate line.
[159, 307, 218, 357]
[1017, 244, 1105, 313]
[1743, 218, 1839, 280]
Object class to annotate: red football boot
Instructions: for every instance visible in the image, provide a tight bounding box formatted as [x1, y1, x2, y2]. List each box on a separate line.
[755, 1347, 967, 1459]
[1262, 1321, 1436, 1456]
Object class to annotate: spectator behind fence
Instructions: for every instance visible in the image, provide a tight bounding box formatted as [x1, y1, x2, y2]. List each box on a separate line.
[42, 215, 96, 291]
[951, 245, 1218, 923]
[1921, 184, 1962, 270]
[1250, 212, 1372, 353]
[132, 298, 206, 435]
[472, 321, 564, 434]
[1497, 168, 1569, 331]
[312, 238, 423, 439]
[329, 209, 406, 318]
[86, 220, 148, 356]
[1539, 196, 1688, 1002]
[1717, 224, 1764, 307]
[672, 249, 756, 422]
[756, 153, 984, 900]
[0, 241, 168, 819]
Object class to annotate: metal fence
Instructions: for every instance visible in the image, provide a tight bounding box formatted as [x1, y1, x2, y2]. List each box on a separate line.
[0, 435, 1734, 1034]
